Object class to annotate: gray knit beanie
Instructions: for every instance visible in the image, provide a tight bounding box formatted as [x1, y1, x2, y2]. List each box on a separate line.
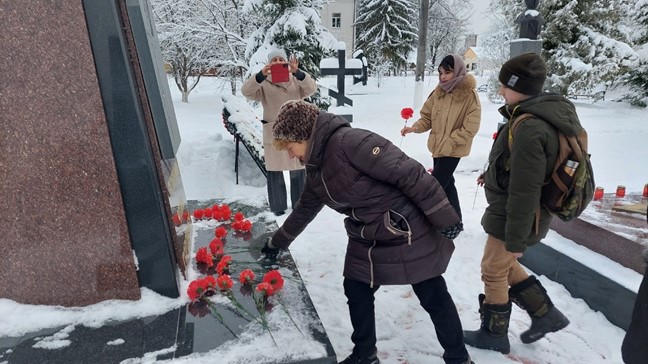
[267, 48, 288, 62]
[273, 100, 319, 141]
[498, 52, 547, 95]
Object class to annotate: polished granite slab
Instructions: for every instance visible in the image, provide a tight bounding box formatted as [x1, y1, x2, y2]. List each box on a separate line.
[0, 200, 337, 364]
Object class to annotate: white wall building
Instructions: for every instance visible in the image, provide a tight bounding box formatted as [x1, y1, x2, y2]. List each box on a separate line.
[320, 0, 356, 56]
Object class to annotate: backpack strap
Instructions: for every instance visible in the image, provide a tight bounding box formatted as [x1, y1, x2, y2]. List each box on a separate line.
[507, 113, 535, 151]
[507, 112, 541, 235]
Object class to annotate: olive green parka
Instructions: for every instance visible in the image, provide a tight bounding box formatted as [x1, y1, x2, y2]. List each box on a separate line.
[482, 93, 583, 253]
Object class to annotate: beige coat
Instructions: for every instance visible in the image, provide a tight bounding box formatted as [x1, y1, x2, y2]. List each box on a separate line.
[241, 71, 317, 171]
[410, 73, 481, 158]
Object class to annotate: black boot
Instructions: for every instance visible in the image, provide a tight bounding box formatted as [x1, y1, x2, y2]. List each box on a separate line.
[509, 276, 570, 344]
[338, 348, 380, 364]
[463, 294, 511, 354]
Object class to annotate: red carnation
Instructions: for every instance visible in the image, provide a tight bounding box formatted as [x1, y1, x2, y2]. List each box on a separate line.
[492, 132, 498, 140]
[203, 207, 212, 219]
[256, 282, 275, 296]
[232, 219, 252, 233]
[195, 247, 214, 267]
[172, 213, 181, 226]
[187, 280, 202, 301]
[234, 212, 245, 222]
[193, 209, 204, 220]
[212, 209, 225, 221]
[204, 276, 218, 296]
[217, 274, 234, 292]
[239, 269, 256, 285]
[215, 226, 228, 239]
[400, 107, 414, 120]
[262, 270, 284, 292]
[220, 204, 232, 219]
[216, 255, 232, 275]
[209, 238, 224, 257]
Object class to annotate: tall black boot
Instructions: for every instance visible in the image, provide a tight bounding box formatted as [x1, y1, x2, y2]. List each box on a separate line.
[509, 276, 570, 344]
[463, 294, 511, 354]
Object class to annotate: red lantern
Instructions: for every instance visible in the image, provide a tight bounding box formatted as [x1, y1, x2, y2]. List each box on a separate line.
[616, 185, 626, 198]
[643, 183, 648, 198]
[593, 187, 604, 200]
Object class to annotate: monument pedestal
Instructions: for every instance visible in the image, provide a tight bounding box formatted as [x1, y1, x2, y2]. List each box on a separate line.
[1, 0, 190, 306]
[510, 38, 543, 58]
[0, 200, 337, 364]
[521, 194, 648, 330]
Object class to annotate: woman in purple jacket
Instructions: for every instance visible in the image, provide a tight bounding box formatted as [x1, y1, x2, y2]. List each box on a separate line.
[262, 100, 472, 364]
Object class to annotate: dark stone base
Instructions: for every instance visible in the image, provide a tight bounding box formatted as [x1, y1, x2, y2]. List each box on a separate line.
[0, 200, 337, 364]
[520, 240, 636, 331]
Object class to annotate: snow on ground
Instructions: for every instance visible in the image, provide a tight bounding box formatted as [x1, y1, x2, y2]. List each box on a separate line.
[1, 73, 646, 364]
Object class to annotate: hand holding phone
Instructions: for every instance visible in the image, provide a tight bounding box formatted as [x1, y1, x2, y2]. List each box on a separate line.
[270, 63, 290, 83]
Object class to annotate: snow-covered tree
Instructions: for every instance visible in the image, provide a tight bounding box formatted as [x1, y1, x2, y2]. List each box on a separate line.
[355, 0, 418, 74]
[487, 0, 525, 29]
[479, 14, 517, 102]
[243, 0, 337, 108]
[426, 0, 471, 70]
[244, 0, 337, 79]
[540, 0, 638, 97]
[152, 0, 218, 102]
[623, 0, 648, 106]
[192, 0, 255, 95]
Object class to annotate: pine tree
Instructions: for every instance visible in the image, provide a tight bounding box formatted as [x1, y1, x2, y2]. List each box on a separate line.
[244, 0, 337, 107]
[355, 0, 418, 74]
[245, 0, 337, 80]
[541, 0, 638, 97]
[624, 0, 648, 106]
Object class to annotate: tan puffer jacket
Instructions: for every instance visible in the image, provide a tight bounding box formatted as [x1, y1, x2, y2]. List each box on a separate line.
[410, 73, 481, 158]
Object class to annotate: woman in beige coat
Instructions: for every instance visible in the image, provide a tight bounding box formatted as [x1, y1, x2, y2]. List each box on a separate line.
[241, 48, 317, 215]
[401, 54, 481, 221]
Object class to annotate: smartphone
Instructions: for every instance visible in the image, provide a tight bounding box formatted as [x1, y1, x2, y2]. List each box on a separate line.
[270, 63, 290, 83]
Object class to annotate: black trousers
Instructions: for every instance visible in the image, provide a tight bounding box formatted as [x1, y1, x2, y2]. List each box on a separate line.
[431, 157, 462, 219]
[622, 265, 648, 364]
[343, 277, 469, 364]
[267, 170, 305, 213]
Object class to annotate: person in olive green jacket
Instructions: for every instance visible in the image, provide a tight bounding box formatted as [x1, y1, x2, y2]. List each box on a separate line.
[463, 53, 574, 354]
[401, 54, 481, 221]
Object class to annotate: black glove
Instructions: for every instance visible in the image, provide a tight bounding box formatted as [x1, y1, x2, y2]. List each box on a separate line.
[441, 221, 464, 240]
[261, 238, 280, 260]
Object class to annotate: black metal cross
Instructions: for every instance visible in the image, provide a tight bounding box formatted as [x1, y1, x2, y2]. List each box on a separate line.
[320, 49, 362, 107]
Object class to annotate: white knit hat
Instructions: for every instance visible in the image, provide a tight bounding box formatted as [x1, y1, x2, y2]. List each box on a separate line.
[267, 48, 288, 62]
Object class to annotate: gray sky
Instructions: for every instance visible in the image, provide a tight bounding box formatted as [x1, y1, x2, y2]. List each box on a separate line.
[467, 0, 493, 37]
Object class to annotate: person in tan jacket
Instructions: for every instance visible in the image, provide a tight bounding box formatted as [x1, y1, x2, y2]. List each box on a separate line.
[401, 54, 481, 221]
[241, 48, 317, 215]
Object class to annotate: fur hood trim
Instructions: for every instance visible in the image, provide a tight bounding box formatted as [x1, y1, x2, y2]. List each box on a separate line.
[434, 73, 477, 96]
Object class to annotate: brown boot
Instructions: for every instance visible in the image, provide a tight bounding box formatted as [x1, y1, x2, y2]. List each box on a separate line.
[463, 294, 511, 354]
[509, 276, 570, 344]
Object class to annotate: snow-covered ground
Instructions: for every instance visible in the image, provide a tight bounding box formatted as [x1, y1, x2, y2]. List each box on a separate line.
[1, 74, 646, 364]
[172, 74, 647, 364]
